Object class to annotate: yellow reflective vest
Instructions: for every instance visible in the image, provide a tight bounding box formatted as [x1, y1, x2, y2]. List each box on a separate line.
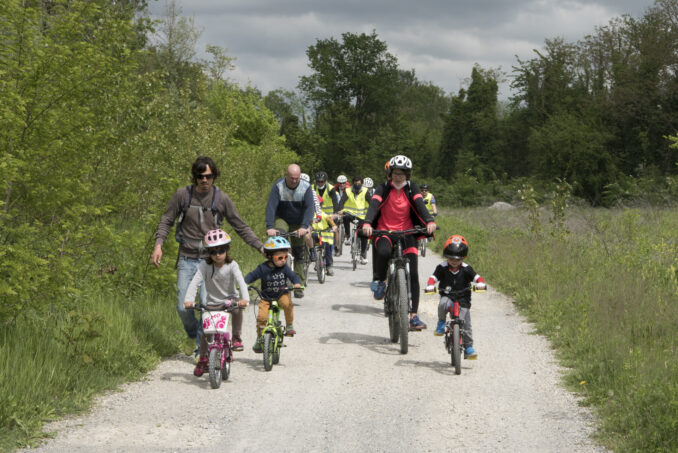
[423, 192, 435, 214]
[343, 186, 369, 219]
[313, 211, 335, 245]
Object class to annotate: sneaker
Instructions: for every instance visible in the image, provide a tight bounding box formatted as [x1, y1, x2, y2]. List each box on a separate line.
[465, 346, 478, 359]
[434, 320, 445, 336]
[252, 337, 263, 353]
[285, 324, 296, 336]
[232, 340, 244, 351]
[345, 239, 351, 246]
[371, 281, 386, 300]
[294, 288, 304, 299]
[326, 266, 334, 276]
[360, 257, 368, 265]
[409, 315, 427, 331]
[193, 356, 208, 377]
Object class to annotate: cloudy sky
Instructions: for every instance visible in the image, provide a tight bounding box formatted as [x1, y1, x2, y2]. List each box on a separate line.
[148, 0, 656, 98]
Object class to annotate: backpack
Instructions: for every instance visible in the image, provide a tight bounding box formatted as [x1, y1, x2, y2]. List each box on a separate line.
[174, 185, 223, 245]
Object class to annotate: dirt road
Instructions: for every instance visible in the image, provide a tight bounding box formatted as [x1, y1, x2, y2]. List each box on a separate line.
[28, 248, 606, 452]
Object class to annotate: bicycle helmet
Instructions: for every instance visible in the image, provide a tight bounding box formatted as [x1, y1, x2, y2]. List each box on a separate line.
[315, 171, 328, 183]
[363, 177, 374, 188]
[300, 173, 310, 182]
[443, 235, 469, 259]
[421, 183, 429, 190]
[204, 229, 231, 248]
[337, 175, 347, 184]
[264, 236, 291, 251]
[389, 155, 413, 171]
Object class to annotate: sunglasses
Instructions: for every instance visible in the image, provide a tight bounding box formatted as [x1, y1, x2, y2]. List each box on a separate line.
[197, 173, 214, 181]
[272, 255, 288, 261]
[208, 246, 228, 255]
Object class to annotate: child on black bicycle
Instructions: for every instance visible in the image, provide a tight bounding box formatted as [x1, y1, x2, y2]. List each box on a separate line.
[425, 235, 486, 359]
[184, 229, 250, 377]
[244, 236, 302, 353]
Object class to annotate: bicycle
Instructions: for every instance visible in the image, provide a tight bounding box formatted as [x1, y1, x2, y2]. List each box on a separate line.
[191, 301, 238, 389]
[335, 221, 345, 257]
[248, 285, 286, 372]
[311, 227, 333, 284]
[427, 284, 485, 375]
[343, 213, 362, 271]
[372, 226, 431, 354]
[417, 214, 436, 257]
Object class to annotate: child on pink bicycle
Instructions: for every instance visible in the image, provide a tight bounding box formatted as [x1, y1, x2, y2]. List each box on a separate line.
[425, 235, 486, 359]
[184, 229, 249, 376]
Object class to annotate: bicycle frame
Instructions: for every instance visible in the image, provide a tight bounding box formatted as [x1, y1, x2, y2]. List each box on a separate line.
[248, 285, 285, 371]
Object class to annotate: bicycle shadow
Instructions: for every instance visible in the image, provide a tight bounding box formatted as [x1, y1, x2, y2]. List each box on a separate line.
[235, 357, 286, 373]
[349, 281, 372, 289]
[159, 370, 231, 388]
[331, 303, 382, 317]
[393, 358, 470, 376]
[318, 331, 408, 356]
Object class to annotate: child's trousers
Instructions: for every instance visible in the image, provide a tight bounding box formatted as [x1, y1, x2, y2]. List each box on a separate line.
[256, 293, 294, 334]
[438, 296, 473, 347]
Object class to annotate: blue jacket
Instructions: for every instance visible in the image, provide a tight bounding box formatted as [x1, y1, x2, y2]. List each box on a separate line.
[265, 178, 315, 230]
[245, 261, 301, 301]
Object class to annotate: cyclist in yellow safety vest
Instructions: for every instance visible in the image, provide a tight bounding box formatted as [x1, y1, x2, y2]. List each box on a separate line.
[338, 175, 371, 265]
[310, 197, 338, 275]
[313, 171, 340, 256]
[420, 184, 438, 216]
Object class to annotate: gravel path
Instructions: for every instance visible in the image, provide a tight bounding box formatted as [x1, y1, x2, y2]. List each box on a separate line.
[27, 247, 607, 453]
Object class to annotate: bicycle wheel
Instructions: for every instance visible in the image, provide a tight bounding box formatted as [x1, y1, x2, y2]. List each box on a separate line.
[419, 239, 427, 257]
[396, 267, 409, 354]
[351, 237, 359, 271]
[452, 324, 461, 375]
[302, 247, 310, 287]
[272, 334, 281, 364]
[336, 225, 344, 255]
[263, 332, 274, 371]
[208, 348, 223, 389]
[316, 249, 325, 283]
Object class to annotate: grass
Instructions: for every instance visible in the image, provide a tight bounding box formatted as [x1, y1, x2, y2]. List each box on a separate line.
[432, 206, 678, 453]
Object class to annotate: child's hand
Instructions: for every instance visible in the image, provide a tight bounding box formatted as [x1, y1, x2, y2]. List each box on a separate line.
[237, 299, 248, 308]
[475, 283, 487, 291]
[425, 285, 436, 293]
[293, 284, 301, 289]
[184, 301, 194, 309]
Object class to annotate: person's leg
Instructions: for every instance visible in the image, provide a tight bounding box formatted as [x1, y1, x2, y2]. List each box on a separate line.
[231, 307, 243, 345]
[176, 256, 201, 339]
[256, 300, 270, 335]
[278, 293, 294, 326]
[438, 296, 452, 321]
[274, 218, 305, 285]
[370, 235, 392, 299]
[460, 306, 473, 347]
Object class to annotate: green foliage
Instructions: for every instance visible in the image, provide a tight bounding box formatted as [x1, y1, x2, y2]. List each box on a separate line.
[434, 207, 678, 453]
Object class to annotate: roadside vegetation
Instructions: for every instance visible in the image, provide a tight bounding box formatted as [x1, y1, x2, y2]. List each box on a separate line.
[432, 201, 677, 453]
[1, 0, 677, 452]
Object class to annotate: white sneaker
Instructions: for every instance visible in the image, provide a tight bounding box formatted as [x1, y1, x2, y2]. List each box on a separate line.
[360, 257, 368, 265]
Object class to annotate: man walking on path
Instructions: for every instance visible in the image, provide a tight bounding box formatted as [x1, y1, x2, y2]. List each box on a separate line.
[152, 156, 263, 352]
[265, 164, 315, 297]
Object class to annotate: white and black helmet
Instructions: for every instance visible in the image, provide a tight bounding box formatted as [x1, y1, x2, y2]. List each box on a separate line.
[337, 175, 348, 183]
[363, 177, 374, 188]
[389, 155, 412, 171]
[300, 173, 310, 182]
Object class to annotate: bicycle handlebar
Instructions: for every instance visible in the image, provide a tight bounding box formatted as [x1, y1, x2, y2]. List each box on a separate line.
[189, 299, 240, 312]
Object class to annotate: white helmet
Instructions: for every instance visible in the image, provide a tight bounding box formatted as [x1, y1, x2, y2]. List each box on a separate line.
[300, 173, 310, 182]
[363, 177, 374, 188]
[389, 155, 412, 171]
[337, 175, 347, 183]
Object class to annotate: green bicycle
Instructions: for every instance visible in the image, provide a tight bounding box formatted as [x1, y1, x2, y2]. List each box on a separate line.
[248, 285, 285, 371]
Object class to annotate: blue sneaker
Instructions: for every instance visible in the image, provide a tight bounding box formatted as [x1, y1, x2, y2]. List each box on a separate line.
[371, 281, 386, 300]
[465, 346, 478, 359]
[434, 320, 445, 336]
[409, 315, 427, 331]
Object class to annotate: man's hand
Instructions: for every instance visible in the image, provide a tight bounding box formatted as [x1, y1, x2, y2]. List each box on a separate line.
[266, 228, 278, 237]
[426, 222, 437, 235]
[297, 227, 309, 237]
[152, 244, 163, 268]
[362, 223, 373, 237]
[184, 301, 194, 309]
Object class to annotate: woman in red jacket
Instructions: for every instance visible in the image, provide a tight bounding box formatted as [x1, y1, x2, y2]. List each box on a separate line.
[362, 155, 437, 330]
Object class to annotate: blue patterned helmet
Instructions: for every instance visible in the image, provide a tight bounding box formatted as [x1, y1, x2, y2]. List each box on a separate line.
[264, 236, 291, 251]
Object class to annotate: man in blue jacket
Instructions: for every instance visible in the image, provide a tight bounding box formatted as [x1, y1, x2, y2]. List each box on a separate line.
[265, 164, 315, 297]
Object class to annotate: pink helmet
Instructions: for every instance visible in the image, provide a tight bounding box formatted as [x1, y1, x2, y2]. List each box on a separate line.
[204, 229, 231, 248]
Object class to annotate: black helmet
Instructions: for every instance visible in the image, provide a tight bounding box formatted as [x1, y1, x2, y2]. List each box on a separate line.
[315, 171, 327, 183]
[421, 184, 429, 190]
[443, 235, 469, 259]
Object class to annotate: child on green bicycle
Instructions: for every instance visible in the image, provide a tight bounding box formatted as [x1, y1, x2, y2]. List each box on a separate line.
[244, 236, 302, 353]
[425, 235, 486, 359]
[184, 229, 249, 377]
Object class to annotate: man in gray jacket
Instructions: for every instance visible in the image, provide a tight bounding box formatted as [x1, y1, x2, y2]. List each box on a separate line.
[152, 156, 263, 352]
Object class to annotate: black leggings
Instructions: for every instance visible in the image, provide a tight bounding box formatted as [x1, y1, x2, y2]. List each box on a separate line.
[371, 235, 420, 313]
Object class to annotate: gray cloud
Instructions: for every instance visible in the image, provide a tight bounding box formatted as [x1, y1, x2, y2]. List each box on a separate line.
[148, 0, 655, 96]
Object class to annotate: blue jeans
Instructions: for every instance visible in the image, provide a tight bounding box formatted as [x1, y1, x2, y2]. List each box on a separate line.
[177, 256, 206, 341]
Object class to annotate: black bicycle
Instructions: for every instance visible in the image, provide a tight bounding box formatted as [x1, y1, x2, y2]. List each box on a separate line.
[372, 226, 430, 354]
[311, 227, 333, 284]
[343, 213, 362, 271]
